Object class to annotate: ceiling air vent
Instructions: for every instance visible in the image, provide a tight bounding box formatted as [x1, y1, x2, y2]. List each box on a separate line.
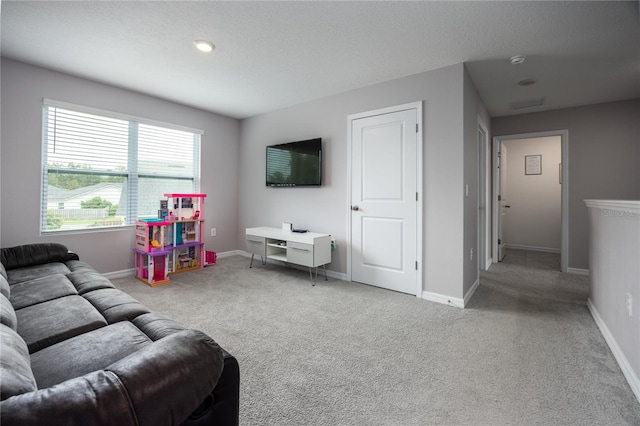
[509, 97, 545, 110]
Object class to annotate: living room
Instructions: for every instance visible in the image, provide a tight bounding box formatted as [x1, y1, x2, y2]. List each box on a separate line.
[1, 1, 639, 425]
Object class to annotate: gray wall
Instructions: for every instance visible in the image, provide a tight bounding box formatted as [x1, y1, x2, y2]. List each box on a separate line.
[463, 66, 492, 297]
[0, 59, 240, 273]
[586, 200, 640, 400]
[503, 136, 562, 251]
[492, 99, 640, 270]
[240, 63, 479, 300]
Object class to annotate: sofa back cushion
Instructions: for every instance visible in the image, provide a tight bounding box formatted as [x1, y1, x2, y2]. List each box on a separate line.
[1, 243, 69, 271]
[0, 324, 38, 400]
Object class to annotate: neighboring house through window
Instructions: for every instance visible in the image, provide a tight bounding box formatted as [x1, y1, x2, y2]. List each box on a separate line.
[41, 99, 202, 232]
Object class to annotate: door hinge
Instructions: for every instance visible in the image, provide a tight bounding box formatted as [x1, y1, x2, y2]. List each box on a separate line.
[498, 195, 501, 201]
[498, 239, 502, 245]
[416, 192, 419, 201]
[416, 123, 419, 133]
[497, 151, 501, 157]
[415, 261, 418, 270]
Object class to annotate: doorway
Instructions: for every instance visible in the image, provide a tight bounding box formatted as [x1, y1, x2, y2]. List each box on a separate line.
[492, 130, 569, 272]
[347, 102, 423, 296]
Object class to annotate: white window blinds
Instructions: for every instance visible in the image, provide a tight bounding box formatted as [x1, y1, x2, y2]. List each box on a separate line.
[41, 100, 202, 232]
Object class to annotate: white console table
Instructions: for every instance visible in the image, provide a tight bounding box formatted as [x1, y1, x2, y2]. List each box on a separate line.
[245, 227, 331, 285]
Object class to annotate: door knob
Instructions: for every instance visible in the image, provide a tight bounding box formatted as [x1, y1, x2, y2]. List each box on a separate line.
[351, 205, 360, 211]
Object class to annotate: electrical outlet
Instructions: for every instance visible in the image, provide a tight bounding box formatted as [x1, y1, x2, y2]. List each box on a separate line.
[211, 228, 216, 237]
[627, 293, 633, 317]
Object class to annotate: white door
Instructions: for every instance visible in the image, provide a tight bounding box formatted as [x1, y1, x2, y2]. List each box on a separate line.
[350, 108, 418, 295]
[497, 142, 508, 261]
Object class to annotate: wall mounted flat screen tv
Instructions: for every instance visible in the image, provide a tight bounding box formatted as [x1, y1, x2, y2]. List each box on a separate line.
[266, 138, 322, 187]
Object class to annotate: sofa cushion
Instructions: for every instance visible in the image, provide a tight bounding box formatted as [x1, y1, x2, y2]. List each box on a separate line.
[16, 296, 107, 353]
[66, 270, 115, 295]
[83, 289, 150, 323]
[9, 274, 78, 310]
[0, 294, 17, 330]
[0, 325, 38, 400]
[1, 242, 69, 271]
[6, 262, 71, 285]
[65, 259, 99, 273]
[31, 322, 152, 389]
[133, 312, 186, 341]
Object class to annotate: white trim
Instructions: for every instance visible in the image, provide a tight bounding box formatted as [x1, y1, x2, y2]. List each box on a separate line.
[504, 244, 560, 254]
[216, 249, 244, 259]
[43, 98, 205, 135]
[236, 250, 347, 281]
[346, 101, 424, 297]
[588, 299, 640, 404]
[584, 199, 640, 211]
[477, 117, 491, 272]
[464, 278, 481, 307]
[421, 291, 464, 308]
[103, 268, 135, 279]
[485, 258, 493, 270]
[567, 267, 589, 276]
[492, 130, 569, 272]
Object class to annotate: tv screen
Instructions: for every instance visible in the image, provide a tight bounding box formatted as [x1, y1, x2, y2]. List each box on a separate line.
[266, 138, 322, 187]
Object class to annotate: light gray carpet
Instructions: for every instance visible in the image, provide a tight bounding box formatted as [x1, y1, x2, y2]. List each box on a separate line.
[111, 251, 640, 425]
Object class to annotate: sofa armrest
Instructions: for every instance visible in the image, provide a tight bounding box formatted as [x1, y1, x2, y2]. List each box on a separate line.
[65, 251, 80, 262]
[1, 243, 70, 271]
[107, 329, 224, 425]
[0, 370, 140, 426]
[1, 330, 225, 426]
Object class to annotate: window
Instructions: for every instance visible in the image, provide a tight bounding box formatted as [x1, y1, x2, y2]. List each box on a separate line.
[41, 99, 202, 232]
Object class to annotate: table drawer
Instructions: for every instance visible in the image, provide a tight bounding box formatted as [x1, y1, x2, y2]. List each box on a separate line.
[287, 241, 314, 267]
[246, 236, 265, 255]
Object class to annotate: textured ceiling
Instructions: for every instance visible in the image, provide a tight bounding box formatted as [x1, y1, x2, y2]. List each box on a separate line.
[2, 1, 639, 119]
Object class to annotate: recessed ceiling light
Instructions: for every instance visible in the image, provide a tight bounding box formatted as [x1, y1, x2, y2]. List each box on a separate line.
[194, 40, 215, 53]
[509, 55, 526, 65]
[518, 78, 536, 86]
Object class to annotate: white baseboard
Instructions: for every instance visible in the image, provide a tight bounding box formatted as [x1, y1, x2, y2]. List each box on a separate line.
[236, 250, 346, 281]
[463, 278, 480, 307]
[567, 267, 589, 276]
[588, 299, 640, 404]
[103, 268, 134, 279]
[484, 258, 492, 271]
[504, 244, 561, 254]
[421, 291, 464, 308]
[215, 249, 244, 259]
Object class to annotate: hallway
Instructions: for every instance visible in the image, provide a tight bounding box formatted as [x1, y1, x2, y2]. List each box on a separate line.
[502, 248, 560, 271]
[470, 249, 640, 423]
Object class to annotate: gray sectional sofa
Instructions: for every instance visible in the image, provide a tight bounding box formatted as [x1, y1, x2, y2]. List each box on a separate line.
[0, 243, 239, 425]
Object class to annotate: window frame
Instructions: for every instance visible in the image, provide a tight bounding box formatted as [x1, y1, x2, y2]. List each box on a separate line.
[41, 99, 203, 234]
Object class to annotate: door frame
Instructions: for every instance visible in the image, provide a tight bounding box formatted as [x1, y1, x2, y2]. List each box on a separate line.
[346, 101, 423, 296]
[477, 117, 491, 272]
[492, 130, 569, 272]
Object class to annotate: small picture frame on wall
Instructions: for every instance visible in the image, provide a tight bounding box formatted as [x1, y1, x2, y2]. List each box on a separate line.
[525, 155, 542, 175]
